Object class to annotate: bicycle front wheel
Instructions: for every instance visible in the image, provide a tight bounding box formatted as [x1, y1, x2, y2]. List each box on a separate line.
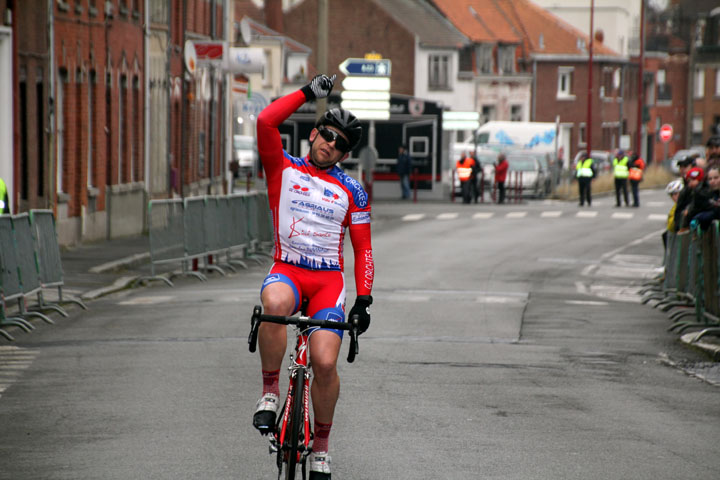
[285, 366, 306, 480]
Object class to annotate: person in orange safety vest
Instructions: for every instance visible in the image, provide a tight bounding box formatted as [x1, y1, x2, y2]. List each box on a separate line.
[456, 153, 477, 204]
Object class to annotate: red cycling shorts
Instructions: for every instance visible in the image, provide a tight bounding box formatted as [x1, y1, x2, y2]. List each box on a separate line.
[261, 262, 347, 338]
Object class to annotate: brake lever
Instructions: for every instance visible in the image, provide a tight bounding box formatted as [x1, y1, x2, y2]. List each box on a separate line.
[347, 315, 360, 363]
[249, 305, 262, 353]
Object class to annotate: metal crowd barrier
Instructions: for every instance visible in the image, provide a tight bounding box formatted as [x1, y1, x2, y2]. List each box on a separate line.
[0, 211, 85, 341]
[642, 221, 720, 343]
[138, 191, 274, 287]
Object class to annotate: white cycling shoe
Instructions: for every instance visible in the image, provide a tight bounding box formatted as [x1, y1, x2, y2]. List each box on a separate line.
[308, 451, 331, 479]
[252, 393, 279, 435]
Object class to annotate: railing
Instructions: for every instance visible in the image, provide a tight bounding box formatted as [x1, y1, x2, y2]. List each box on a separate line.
[135, 191, 273, 287]
[641, 222, 720, 349]
[0, 211, 87, 341]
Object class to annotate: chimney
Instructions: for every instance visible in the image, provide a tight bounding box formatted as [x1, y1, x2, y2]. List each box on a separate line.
[265, 0, 284, 33]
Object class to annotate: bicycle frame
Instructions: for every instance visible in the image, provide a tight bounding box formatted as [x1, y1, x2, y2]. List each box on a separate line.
[248, 305, 359, 480]
[274, 327, 313, 470]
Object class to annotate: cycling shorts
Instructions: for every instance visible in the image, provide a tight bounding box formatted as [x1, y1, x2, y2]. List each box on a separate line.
[261, 262, 347, 338]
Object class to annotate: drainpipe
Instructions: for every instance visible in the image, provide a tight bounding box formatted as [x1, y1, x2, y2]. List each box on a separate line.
[144, 0, 150, 199]
[48, 0, 56, 213]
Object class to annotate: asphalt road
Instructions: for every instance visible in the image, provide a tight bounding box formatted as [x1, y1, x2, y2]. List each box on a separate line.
[1, 190, 719, 479]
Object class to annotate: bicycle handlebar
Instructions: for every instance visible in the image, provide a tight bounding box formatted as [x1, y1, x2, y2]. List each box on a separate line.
[248, 305, 360, 363]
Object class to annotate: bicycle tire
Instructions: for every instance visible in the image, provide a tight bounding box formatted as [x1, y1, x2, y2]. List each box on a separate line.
[285, 366, 306, 480]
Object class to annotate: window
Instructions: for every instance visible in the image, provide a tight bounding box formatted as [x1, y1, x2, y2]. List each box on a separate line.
[57, 70, 69, 194]
[692, 116, 703, 146]
[428, 54, 450, 89]
[716, 69, 720, 97]
[262, 49, 271, 85]
[19, 69, 28, 200]
[476, 45, 493, 74]
[119, 74, 126, 183]
[87, 71, 95, 188]
[36, 71, 45, 197]
[409, 136, 429, 157]
[481, 105, 495, 125]
[578, 123, 586, 146]
[558, 67, 573, 98]
[695, 67, 705, 98]
[497, 46, 515, 75]
[511, 105, 522, 122]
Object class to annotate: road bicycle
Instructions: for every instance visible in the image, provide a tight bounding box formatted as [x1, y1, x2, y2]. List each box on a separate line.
[248, 305, 360, 480]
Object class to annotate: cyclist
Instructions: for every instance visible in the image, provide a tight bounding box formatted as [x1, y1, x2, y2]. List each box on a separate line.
[252, 74, 374, 479]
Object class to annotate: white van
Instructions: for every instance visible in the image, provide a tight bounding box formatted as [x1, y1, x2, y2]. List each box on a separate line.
[453, 121, 565, 156]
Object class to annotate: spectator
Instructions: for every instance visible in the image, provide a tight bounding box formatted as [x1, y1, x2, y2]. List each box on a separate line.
[672, 155, 698, 232]
[678, 167, 706, 231]
[612, 150, 630, 207]
[628, 153, 646, 207]
[688, 166, 720, 231]
[456, 152, 476, 204]
[396, 144, 412, 200]
[706, 135, 720, 169]
[575, 154, 596, 207]
[494, 153, 509, 204]
[664, 179, 683, 249]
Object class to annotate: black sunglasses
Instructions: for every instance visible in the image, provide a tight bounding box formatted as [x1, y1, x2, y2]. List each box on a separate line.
[317, 127, 351, 153]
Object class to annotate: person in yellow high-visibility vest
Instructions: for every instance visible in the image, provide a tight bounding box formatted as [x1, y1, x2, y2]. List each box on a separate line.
[575, 155, 596, 206]
[456, 153, 477, 204]
[0, 176, 9, 214]
[612, 150, 630, 207]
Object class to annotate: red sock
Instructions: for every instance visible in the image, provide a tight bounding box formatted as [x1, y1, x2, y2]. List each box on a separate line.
[262, 369, 280, 397]
[313, 421, 332, 453]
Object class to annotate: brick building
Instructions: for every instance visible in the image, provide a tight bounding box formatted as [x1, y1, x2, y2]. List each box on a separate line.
[4, 0, 230, 245]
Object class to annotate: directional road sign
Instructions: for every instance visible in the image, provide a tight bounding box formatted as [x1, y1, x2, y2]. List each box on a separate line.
[339, 58, 391, 77]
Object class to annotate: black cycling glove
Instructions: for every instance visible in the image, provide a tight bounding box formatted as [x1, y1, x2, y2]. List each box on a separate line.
[301, 74, 336, 100]
[348, 295, 373, 335]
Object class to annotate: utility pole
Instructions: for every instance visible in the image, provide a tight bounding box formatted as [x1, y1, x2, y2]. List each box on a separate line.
[636, 0, 645, 158]
[316, 0, 328, 119]
[586, 0, 595, 155]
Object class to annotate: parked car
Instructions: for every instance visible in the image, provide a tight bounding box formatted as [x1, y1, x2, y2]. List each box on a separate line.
[670, 148, 705, 174]
[505, 153, 548, 198]
[572, 150, 612, 174]
[506, 149, 553, 195]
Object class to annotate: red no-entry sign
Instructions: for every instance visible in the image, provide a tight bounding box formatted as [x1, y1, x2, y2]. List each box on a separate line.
[660, 124, 673, 143]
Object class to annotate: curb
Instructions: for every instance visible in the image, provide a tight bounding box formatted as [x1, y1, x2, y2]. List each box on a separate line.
[80, 276, 138, 301]
[680, 332, 720, 361]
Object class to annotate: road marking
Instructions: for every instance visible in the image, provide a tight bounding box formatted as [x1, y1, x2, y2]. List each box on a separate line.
[402, 213, 425, 221]
[436, 212, 459, 220]
[648, 214, 666, 221]
[576, 211, 598, 218]
[646, 201, 666, 207]
[118, 295, 175, 305]
[611, 212, 634, 219]
[541, 211, 562, 218]
[0, 346, 39, 399]
[476, 295, 525, 304]
[566, 300, 609, 306]
[505, 211, 527, 218]
[473, 212, 494, 219]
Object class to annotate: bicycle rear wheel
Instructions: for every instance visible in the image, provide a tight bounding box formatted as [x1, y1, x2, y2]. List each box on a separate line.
[285, 366, 306, 480]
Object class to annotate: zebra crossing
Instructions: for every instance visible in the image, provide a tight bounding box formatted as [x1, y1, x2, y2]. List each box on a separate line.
[402, 210, 668, 222]
[0, 345, 39, 399]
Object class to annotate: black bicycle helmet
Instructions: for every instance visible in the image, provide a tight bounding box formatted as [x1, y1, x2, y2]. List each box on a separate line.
[315, 108, 362, 151]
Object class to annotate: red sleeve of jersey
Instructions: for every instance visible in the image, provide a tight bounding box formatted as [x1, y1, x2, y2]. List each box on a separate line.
[349, 222, 374, 297]
[256, 90, 307, 183]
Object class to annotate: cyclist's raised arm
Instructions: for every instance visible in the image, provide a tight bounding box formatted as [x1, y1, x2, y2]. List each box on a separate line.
[256, 90, 306, 182]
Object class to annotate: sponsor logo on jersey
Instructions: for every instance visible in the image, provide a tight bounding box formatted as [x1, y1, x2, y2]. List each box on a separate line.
[351, 211, 371, 224]
[290, 200, 335, 219]
[289, 183, 312, 197]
